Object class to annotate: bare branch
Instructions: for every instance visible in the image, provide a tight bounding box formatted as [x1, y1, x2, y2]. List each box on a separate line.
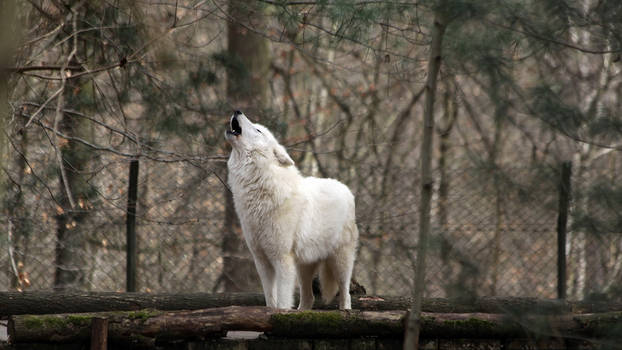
[4, 65, 84, 73]
[53, 13, 79, 210]
[258, 0, 419, 7]
[20, 112, 227, 163]
[23, 61, 134, 81]
[23, 87, 63, 129]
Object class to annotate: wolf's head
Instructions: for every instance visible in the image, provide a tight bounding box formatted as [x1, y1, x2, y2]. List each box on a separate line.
[225, 111, 294, 167]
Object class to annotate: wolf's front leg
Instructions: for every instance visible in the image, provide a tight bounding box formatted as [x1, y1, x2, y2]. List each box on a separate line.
[274, 254, 296, 309]
[252, 254, 277, 308]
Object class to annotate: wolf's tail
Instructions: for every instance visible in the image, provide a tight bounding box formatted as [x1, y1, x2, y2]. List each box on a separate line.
[319, 261, 339, 304]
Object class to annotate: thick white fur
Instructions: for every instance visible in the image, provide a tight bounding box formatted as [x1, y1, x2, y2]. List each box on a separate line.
[225, 112, 358, 310]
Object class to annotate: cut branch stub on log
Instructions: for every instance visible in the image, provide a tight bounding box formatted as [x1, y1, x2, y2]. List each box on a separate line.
[2, 292, 622, 316]
[90, 317, 108, 350]
[9, 306, 622, 345]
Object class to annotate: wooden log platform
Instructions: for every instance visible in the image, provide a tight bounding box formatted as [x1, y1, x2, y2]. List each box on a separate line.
[7, 306, 622, 346]
[3, 293, 622, 348]
[2, 292, 621, 316]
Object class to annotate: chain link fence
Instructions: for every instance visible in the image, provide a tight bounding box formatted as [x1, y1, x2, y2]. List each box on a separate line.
[2, 144, 622, 300]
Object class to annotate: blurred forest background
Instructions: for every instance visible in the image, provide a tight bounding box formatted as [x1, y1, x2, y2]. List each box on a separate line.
[1, 0, 621, 301]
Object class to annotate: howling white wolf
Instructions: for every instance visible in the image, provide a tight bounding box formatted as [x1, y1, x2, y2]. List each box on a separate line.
[225, 111, 358, 310]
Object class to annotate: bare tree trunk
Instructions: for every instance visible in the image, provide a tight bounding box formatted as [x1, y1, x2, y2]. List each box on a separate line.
[222, 0, 271, 293]
[437, 88, 457, 297]
[487, 77, 507, 297]
[308, 38, 335, 176]
[126, 160, 139, 292]
[0, 0, 16, 293]
[404, 9, 448, 350]
[54, 93, 90, 289]
[7, 117, 29, 290]
[54, 63, 86, 290]
[572, 150, 588, 299]
[54, 7, 95, 290]
[490, 181, 504, 296]
[585, 228, 606, 297]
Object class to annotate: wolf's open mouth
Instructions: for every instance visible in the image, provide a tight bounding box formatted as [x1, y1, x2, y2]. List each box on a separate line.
[229, 115, 242, 136]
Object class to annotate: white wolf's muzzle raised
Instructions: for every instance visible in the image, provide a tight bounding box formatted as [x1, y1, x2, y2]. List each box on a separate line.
[226, 110, 242, 136]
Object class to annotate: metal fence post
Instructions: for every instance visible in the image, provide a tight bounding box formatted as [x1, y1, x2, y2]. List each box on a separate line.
[126, 159, 139, 292]
[557, 161, 571, 300]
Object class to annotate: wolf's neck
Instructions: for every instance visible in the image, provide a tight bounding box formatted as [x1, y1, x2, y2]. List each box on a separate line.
[229, 159, 300, 208]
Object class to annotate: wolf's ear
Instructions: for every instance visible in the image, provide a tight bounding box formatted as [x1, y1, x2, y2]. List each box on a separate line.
[273, 145, 294, 167]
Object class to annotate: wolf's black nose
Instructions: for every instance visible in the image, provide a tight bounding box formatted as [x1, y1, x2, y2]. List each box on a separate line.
[233, 110, 242, 116]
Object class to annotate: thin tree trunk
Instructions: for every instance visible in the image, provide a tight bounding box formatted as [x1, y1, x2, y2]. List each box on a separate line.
[490, 181, 504, 295]
[574, 151, 588, 299]
[404, 10, 448, 350]
[487, 75, 506, 296]
[126, 159, 139, 292]
[54, 59, 87, 290]
[557, 161, 572, 299]
[53, 7, 96, 290]
[0, 0, 17, 291]
[438, 88, 457, 297]
[222, 0, 271, 293]
[6, 105, 29, 291]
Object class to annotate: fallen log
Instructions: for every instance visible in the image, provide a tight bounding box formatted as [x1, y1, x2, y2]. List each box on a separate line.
[8, 307, 622, 345]
[0, 292, 264, 316]
[8, 307, 402, 344]
[1, 292, 620, 316]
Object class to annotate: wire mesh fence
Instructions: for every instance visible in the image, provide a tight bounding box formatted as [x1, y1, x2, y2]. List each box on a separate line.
[1, 149, 622, 301]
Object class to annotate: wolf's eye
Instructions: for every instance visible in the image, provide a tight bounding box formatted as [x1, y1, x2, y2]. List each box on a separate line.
[256, 129, 262, 134]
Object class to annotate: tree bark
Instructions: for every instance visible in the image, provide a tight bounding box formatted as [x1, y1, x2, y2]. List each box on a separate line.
[0, 0, 17, 291]
[126, 159, 139, 292]
[557, 161, 572, 299]
[53, 6, 95, 291]
[438, 87, 458, 298]
[90, 317, 108, 350]
[6, 114, 29, 291]
[3, 292, 621, 317]
[9, 306, 622, 344]
[405, 8, 448, 350]
[221, 0, 272, 293]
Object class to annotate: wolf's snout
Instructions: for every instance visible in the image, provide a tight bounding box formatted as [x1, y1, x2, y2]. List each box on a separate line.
[228, 112, 242, 136]
[231, 116, 242, 135]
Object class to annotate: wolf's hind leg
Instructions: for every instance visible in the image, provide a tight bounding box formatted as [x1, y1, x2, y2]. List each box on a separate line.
[327, 244, 356, 310]
[296, 262, 318, 310]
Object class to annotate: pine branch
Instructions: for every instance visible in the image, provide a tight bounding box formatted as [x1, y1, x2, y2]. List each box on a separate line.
[487, 19, 622, 55]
